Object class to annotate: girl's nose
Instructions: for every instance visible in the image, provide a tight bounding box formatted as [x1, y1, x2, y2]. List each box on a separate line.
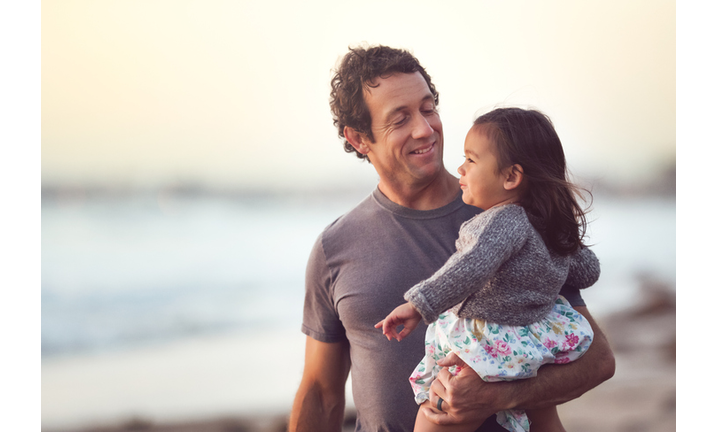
[457, 163, 465, 176]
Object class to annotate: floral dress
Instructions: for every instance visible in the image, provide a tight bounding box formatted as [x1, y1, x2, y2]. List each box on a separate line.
[409, 295, 593, 432]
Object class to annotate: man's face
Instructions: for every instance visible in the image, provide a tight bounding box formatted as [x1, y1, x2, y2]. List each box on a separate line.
[360, 72, 444, 187]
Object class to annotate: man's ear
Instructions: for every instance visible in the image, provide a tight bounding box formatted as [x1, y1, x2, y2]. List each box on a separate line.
[503, 164, 524, 191]
[344, 126, 370, 155]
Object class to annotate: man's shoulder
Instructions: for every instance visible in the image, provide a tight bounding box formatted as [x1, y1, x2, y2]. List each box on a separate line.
[320, 192, 381, 239]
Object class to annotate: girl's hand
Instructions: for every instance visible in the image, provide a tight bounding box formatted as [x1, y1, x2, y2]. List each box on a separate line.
[374, 302, 422, 341]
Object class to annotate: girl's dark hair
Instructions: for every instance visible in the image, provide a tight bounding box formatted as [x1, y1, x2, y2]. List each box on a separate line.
[474, 107, 590, 255]
[329, 45, 439, 160]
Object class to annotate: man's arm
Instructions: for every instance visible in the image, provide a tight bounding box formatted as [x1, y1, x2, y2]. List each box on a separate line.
[289, 336, 351, 432]
[422, 306, 615, 425]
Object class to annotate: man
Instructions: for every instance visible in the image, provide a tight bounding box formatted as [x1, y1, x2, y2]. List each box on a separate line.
[289, 45, 614, 432]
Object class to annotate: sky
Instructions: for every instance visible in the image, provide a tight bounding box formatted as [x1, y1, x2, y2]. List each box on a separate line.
[40, 0, 676, 191]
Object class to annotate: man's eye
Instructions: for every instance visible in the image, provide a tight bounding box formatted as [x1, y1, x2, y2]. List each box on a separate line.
[394, 116, 408, 126]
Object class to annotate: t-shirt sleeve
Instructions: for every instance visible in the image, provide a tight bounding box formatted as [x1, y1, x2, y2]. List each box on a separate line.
[558, 282, 586, 308]
[301, 233, 347, 343]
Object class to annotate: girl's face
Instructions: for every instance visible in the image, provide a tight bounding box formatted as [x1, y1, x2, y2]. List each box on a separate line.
[457, 127, 520, 210]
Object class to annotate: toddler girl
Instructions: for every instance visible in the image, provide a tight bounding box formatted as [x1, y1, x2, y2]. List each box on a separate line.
[376, 107, 599, 432]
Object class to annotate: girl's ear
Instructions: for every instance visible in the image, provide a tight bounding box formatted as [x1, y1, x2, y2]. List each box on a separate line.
[503, 164, 524, 191]
[344, 126, 370, 156]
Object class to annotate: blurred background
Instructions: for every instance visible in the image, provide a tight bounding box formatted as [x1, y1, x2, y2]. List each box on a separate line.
[37, 1, 675, 431]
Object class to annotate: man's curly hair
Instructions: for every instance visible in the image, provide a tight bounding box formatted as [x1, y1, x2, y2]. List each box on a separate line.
[329, 45, 439, 160]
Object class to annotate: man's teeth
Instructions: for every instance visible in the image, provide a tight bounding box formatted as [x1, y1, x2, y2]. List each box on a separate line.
[413, 146, 431, 154]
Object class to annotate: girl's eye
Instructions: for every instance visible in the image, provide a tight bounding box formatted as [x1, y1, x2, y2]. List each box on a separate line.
[463, 155, 474, 163]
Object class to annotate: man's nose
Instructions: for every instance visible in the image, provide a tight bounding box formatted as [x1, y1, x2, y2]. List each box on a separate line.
[411, 115, 434, 139]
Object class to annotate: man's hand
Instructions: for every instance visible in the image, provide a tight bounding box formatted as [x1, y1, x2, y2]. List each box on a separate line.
[420, 352, 503, 426]
[374, 302, 422, 341]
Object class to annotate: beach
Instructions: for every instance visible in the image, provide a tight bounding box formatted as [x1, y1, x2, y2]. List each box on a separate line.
[40, 191, 675, 432]
[557, 278, 676, 432]
[42, 278, 676, 432]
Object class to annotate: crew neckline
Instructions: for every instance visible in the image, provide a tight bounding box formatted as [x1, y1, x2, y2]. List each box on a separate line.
[371, 187, 467, 220]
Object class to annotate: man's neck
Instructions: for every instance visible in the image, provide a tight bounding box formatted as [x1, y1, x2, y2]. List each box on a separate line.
[377, 170, 461, 211]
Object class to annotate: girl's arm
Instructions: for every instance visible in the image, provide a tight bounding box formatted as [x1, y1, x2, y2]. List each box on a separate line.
[565, 247, 601, 289]
[374, 302, 422, 341]
[405, 208, 528, 323]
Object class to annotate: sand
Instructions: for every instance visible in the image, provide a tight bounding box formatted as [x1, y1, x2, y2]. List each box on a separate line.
[557, 281, 676, 432]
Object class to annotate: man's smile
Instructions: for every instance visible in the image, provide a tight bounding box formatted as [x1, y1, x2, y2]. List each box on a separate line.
[409, 142, 435, 155]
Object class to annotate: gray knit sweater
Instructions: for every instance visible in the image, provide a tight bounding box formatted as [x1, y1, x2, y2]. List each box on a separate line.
[404, 204, 600, 326]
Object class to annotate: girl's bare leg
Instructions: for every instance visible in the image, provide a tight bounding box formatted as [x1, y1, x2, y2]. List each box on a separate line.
[414, 402, 482, 432]
[526, 406, 566, 432]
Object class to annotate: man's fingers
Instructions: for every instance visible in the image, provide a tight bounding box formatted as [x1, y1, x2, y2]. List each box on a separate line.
[429, 373, 447, 402]
[435, 363, 456, 388]
[436, 351, 468, 369]
[420, 403, 452, 425]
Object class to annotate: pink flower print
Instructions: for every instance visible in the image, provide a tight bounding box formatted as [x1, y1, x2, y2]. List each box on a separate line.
[485, 345, 498, 358]
[428, 345, 435, 355]
[554, 352, 571, 364]
[495, 340, 512, 356]
[563, 333, 579, 350]
[543, 338, 557, 349]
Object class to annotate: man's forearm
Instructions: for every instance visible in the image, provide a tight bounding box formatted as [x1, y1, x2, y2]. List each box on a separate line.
[503, 306, 615, 410]
[289, 383, 346, 432]
[289, 337, 351, 432]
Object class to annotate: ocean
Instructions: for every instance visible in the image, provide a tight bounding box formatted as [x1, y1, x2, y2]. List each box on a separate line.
[40, 188, 676, 428]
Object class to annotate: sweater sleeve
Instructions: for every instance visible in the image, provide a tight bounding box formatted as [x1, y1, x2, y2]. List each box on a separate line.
[404, 206, 529, 324]
[565, 246, 601, 289]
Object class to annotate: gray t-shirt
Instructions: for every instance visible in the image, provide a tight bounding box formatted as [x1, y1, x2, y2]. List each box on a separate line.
[302, 188, 585, 432]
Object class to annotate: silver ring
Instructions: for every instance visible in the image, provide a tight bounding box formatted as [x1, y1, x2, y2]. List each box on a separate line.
[437, 397, 444, 411]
